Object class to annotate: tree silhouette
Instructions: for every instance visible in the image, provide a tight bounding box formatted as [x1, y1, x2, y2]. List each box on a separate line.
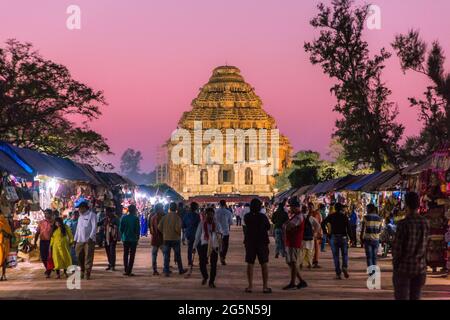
[0, 39, 111, 167]
[120, 148, 143, 177]
[392, 30, 450, 162]
[304, 0, 404, 171]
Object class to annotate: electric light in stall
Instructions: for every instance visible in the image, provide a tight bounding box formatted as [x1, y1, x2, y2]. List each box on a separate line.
[135, 192, 147, 199]
[149, 197, 157, 205]
[48, 178, 59, 196]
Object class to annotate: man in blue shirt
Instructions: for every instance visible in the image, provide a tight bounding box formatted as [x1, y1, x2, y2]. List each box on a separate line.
[349, 205, 358, 247]
[182, 202, 201, 267]
[215, 200, 233, 265]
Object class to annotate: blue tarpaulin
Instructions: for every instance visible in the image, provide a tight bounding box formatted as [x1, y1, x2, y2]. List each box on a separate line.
[344, 172, 385, 191]
[0, 148, 35, 179]
[307, 175, 360, 195]
[6, 143, 91, 182]
[359, 171, 398, 192]
[309, 179, 340, 194]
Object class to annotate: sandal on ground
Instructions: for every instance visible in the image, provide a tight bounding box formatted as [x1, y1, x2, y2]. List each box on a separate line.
[244, 288, 252, 293]
[263, 288, 272, 294]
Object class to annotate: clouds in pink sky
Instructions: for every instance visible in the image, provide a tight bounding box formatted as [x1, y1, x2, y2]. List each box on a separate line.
[2, 0, 450, 171]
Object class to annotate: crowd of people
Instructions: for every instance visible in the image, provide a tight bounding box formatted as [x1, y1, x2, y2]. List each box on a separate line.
[0, 191, 432, 299]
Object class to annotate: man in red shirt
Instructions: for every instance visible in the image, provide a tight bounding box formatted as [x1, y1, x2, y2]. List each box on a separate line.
[282, 197, 308, 290]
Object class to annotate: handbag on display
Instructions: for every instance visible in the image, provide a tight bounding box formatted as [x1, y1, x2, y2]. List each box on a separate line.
[21, 187, 33, 201]
[6, 252, 18, 268]
[29, 202, 41, 212]
[4, 186, 19, 202]
[0, 193, 11, 216]
[15, 187, 24, 200]
[32, 190, 40, 203]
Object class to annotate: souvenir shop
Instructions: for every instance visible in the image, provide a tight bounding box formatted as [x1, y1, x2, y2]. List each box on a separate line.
[405, 147, 450, 272]
[0, 142, 136, 268]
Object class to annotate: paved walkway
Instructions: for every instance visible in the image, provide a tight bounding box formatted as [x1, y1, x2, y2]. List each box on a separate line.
[1, 226, 449, 300]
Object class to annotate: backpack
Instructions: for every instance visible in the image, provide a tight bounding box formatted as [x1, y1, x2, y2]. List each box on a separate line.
[303, 216, 314, 241]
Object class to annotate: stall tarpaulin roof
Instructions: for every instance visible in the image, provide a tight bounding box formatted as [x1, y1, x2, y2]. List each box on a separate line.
[121, 175, 137, 186]
[359, 170, 398, 192]
[73, 163, 106, 186]
[95, 172, 123, 186]
[343, 172, 386, 192]
[333, 175, 363, 191]
[275, 187, 296, 201]
[308, 181, 329, 194]
[284, 187, 300, 199]
[292, 185, 313, 197]
[137, 184, 184, 202]
[402, 156, 434, 175]
[307, 175, 356, 195]
[0, 146, 35, 179]
[376, 172, 402, 191]
[307, 182, 323, 195]
[3, 143, 91, 182]
[95, 172, 136, 187]
[275, 188, 291, 200]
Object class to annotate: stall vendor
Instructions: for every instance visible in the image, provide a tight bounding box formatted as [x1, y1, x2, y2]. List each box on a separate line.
[0, 211, 13, 281]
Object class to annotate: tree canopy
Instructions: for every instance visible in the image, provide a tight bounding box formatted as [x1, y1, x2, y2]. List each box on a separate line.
[0, 39, 111, 168]
[304, 0, 404, 171]
[392, 30, 450, 163]
[120, 148, 155, 184]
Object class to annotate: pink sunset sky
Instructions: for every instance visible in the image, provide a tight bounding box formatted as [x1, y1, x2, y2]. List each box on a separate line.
[2, 0, 450, 171]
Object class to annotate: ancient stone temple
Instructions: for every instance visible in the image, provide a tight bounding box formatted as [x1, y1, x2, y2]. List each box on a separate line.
[167, 66, 291, 200]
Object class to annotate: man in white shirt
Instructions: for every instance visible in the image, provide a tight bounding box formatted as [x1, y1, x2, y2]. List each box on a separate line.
[214, 200, 233, 265]
[74, 201, 97, 280]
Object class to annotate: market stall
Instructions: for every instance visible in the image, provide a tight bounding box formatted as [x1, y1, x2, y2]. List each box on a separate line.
[0, 141, 137, 266]
[403, 147, 450, 272]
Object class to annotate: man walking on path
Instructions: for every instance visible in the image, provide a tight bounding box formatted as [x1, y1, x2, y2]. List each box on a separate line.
[215, 200, 233, 265]
[150, 203, 165, 275]
[34, 209, 54, 277]
[159, 202, 187, 276]
[178, 202, 187, 246]
[392, 192, 430, 300]
[103, 207, 119, 271]
[319, 203, 328, 252]
[308, 202, 323, 268]
[300, 205, 321, 269]
[282, 197, 308, 290]
[235, 205, 243, 226]
[120, 204, 140, 276]
[349, 205, 358, 247]
[360, 203, 382, 270]
[74, 201, 97, 280]
[321, 203, 352, 280]
[243, 198, 272, 294]
[183, 202, 201, 267]
[271, 201, 288, 259]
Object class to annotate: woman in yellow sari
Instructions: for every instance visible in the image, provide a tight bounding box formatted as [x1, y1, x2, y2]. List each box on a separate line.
[50, 217, 74, 278]
[0, 212, 13, 281]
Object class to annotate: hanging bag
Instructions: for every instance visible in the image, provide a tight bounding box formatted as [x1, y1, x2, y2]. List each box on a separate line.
[4, 186, 19, 202]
